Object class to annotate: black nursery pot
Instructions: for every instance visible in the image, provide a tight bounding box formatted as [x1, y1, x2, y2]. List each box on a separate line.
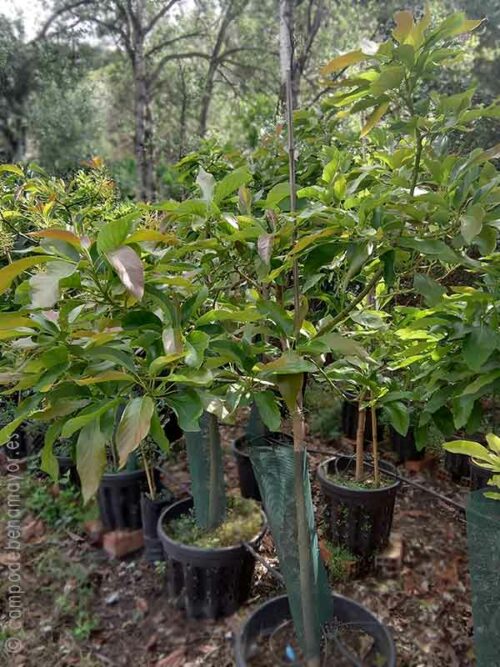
[234, 593, 396, 667]
[158, 497, 265, 620]
[317, 455, 400, 565]
[56, 455, 80, 487]
[98, 468, 150, 531]
[469, 458, 493, 491]
[141, 492, 175, 562]
[445, 450, 470, 482]
[389, 426, 423, 463]
[232, 432, 292, 502]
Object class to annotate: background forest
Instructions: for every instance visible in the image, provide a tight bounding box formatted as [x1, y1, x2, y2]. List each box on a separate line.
[1, 0, 499, 200]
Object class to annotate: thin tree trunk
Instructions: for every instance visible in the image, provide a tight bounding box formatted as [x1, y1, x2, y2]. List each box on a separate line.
[198, 63, 216, 137]
[178, 64, 188, 158]
[371, 400, 380, 487]
[355, 395, 367, 481]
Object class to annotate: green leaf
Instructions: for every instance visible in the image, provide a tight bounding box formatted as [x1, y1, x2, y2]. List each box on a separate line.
[86, 346, 137, 373]
[213, 167, 252, 205]
[40, 422, 63, 481]
[254, 391, 281, 432]
[360, 102, 390, 137]
[413, 273, 446, 306]
[463, 326, 497, 371]
[263, 182, 290, 209]
[185, 331, 210, 369]
[196, 306, 260, 326]
[393, 10, 414, 43]
[321, 50, 365, 75]
[165, 389, 203, 432]
[300, 333, 367, 358]
[77, 419, 108, 504]
[461, 204, 484, 244]
[0, 312, 36, 330]
[260, 352, 316, 376]
[257, 300, 293, 336]
[462, 370, 500, 396]
[398, 238, 459, 263]
[275, 374, 304, 413]
[383, 401, 409, 436]
[97, 216, 134, 254]
[62, 399, 120, 438]
[0, 164, 24, 176]
[0, 415, 26, 447]
[370, 67, 404, 95]
[444, 440, 495, 463]
[162, 326, 183, 355]
[486, 434, 500, 455]
[107, 246, 144, 300]
[149, 353, 185, 375]
[150, 408, 170, 453]
[0, 256, 57, 294]
[451, 395, 475, 430]
[116, 396, 154, 468]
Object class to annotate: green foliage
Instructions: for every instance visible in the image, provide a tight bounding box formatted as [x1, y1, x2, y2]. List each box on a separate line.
[444, 433, 500, 499]
[24, 476, 95, 532]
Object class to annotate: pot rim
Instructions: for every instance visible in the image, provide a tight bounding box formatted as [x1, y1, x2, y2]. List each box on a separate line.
[232, 432, 293, 458]
[100, 467, 147, 481]
[234, 592, 396, 666]
[158, 496, 266, 557]
[317, 455, 401, 494]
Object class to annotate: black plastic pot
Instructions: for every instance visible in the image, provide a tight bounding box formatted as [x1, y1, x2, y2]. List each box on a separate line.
[232, 432, 293, 502]
[390, 426, 423, 463]
[141, 492, 175, 562]
[317, 456, 400, 565]
[158, 497, 265, 620]
[163, 411, 183, 444]
[98, 468, 150, 531]
[445, 450, 470, 482]
[56, 455, 80, 487]
[232, 436, 262, 501]
[234, 593, 396, 666]
[469, 458, 493, 491]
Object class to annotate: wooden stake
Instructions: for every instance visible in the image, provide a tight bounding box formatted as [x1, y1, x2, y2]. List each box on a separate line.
[355, 395, 366, 482]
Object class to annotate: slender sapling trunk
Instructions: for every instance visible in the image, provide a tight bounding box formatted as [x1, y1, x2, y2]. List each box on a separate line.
[355, 395, 366, 482]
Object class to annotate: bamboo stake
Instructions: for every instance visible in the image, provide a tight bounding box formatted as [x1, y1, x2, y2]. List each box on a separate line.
[282, 1, 320, 662]
[371, 400, 380, 487]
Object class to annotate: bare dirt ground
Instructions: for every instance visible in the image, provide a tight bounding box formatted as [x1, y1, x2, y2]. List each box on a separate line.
[0, 421, 474, 667]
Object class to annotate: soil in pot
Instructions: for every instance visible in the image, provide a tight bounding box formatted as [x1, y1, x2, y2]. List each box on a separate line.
[158, 496, 265, 619]
[235, 594, 396, 667]
[317, 456, 400, 567]
[141, 489, 175, 562]
[232, 432, 292, 502]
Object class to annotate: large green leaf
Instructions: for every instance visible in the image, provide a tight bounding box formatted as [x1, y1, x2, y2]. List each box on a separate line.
[165, 389, 203, 432]
[62, 398, 120, 438]
[150, 408, 170, 453]
[0, 415, 26, 446]
[260, 352, 316, 375]
[77, 419, 108, 503]
[0, 256, 57, 294]
[299, 333, 367, 358]
[96, 215, 135, 254]
[444, 440, 497, 465]
[461, 204, 484, 244]
[116, 396, 154, 468]
[185, 331, 210, 368]
[254, 391, 281, 432]
[40, 422, 63, 481]
[214, 167, 252, 205]
[383, 401, 409, 436]
[413, 273, 445, 306]
[463, 326, 497, 370]
[85, 346, 137, 373]
[257, 300, 293, 336]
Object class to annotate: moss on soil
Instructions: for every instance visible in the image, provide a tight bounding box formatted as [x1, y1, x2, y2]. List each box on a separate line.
[166, 496, 262, 548]
[327, 471, 394, 490]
